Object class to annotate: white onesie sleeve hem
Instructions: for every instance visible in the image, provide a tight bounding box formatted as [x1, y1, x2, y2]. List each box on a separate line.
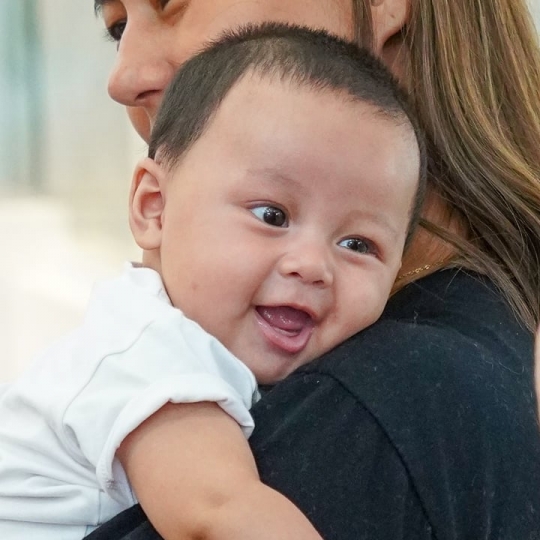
[97, 371, 254, 501]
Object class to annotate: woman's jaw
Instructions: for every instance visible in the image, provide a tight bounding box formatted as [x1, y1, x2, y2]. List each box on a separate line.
[127, 106, 153, 143]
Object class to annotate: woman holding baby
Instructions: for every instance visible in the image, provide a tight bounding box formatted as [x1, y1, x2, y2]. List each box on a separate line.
[87, 0, 540, 538]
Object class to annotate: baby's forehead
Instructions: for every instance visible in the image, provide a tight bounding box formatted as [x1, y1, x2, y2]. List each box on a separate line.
[163, 72, 416, 172]
[236, 75, 416, 157]
[156, 62, 419, 186]
[225, 70, 407, 124]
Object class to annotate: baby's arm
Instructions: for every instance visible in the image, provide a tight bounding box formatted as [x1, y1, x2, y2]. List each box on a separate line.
[118, 401, 323, 540]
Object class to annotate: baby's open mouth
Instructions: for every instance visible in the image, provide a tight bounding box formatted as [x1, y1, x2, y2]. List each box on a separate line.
[255, 306, 315, 354]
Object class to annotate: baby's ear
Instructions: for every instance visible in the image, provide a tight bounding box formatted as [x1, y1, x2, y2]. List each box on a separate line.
[129, 157, 166, 250]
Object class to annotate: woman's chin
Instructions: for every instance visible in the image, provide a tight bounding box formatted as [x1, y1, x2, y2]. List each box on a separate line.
[127, 106, 152, 143]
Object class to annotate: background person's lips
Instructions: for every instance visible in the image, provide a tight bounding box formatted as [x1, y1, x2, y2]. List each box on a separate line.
[255, 306, 315, 354]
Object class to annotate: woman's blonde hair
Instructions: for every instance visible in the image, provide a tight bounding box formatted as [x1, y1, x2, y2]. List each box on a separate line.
[352, 0, 540, 331]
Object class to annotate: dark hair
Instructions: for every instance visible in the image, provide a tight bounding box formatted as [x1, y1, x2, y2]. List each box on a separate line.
[149, 22, 427, 246]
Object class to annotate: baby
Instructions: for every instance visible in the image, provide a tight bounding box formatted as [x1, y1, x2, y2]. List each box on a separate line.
[0, 23, 425, 540]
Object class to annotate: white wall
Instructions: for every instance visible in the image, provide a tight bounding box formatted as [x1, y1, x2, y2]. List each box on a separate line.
[531, 0, 540, 23]
[0, 1, 141, 380]
[38, 0, 143, 240]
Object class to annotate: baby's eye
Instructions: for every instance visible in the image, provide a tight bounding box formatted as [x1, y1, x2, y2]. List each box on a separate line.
[250, 205, 288, 227]
[104, 20, 127, 43]
[338, 237, 375, 255]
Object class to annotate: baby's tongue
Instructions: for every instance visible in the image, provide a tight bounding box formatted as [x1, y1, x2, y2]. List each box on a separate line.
[257, 306, 311, 331]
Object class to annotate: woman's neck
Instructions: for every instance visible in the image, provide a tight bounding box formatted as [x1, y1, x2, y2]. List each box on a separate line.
[393, 188, 469, 292]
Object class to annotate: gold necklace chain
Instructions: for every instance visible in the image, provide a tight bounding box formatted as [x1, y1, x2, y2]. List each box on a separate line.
[396, 259, 452, 281]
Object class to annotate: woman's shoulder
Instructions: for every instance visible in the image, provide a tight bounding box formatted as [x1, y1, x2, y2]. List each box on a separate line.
[308, 268, 534, 404]
[277, 269, 540, 537]
[301, 270, 536, 441]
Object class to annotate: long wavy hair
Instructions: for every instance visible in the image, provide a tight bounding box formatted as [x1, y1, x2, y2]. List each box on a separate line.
[352, 0, 540, 331]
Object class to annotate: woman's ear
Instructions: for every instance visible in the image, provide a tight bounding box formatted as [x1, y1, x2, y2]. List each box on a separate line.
[370, 0, 409, 55]
[129, 157, 166, 250]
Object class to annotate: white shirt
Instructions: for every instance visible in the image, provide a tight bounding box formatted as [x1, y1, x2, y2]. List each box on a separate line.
[0, 264, 257, 539]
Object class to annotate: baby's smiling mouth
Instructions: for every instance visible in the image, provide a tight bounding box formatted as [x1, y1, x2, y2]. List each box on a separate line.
[255, 306, 315, 354]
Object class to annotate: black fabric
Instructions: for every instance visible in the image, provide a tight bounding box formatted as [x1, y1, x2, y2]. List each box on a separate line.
[85, 270, 540, 540]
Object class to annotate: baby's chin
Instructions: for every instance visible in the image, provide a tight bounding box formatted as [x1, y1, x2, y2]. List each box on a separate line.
[249, 353, 318, 386]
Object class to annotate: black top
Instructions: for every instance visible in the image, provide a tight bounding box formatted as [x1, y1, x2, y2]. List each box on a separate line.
[86, 270, 540, 540]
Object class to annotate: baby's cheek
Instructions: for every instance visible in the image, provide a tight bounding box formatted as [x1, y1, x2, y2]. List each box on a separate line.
[345, 285, 388, 334]
[312, 274, 394, 361]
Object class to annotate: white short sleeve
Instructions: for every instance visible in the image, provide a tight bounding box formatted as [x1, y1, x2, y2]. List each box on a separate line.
[63, 307, 257, 501]
[0, 264, 258, 534]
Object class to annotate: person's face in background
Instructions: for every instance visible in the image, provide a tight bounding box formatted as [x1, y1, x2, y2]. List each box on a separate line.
[97, 0, 409, 142]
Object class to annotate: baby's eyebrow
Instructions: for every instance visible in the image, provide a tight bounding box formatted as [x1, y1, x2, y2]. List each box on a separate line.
[248, 168, 399, 239]
[247, 167, 308, 196]
[345, 209, 400, 242]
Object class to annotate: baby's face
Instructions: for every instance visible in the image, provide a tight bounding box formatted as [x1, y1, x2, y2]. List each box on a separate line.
[156, 78, 419, 384]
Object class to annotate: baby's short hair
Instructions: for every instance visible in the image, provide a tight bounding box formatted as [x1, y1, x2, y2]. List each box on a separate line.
[149, 22, 426, 246]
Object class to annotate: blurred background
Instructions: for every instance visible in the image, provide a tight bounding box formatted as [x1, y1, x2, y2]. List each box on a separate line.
[1, 1, 539, 382]
[0, 1, 142, 381]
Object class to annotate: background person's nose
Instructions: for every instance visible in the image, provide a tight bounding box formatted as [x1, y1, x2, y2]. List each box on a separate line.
[107, 24, 177, 108]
